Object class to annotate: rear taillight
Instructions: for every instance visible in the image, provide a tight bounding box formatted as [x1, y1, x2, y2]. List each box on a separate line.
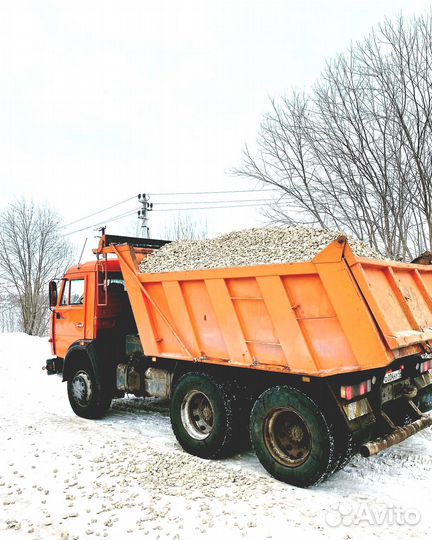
[420, 360, 432, 374]
[341, 379, 372, 400]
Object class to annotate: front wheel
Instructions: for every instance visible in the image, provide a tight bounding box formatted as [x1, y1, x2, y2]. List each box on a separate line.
[67, 364, 112, 419]
[250, 386, 335, 487]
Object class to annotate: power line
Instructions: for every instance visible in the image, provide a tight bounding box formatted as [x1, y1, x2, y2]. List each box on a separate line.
[62, 195, 137, 228]
[152, 198, 275, 206]
[63, 201, 273, 237]
[152, 202, 269, 212]
[64, 208, 139, 236]
[61, 189, 277, 229]
[62, 190, 282, 237]
[148, 188, 278, 196]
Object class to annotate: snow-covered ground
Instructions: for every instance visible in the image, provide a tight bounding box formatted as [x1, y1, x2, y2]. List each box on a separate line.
[0, 333, 431, 540]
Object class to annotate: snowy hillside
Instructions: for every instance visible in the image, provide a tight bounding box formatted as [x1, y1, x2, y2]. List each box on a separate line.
[0, 333, 431, 540]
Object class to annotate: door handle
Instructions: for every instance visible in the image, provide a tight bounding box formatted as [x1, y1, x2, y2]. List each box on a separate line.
[76, 322, 84, 329]
[55, 313, 64, 320]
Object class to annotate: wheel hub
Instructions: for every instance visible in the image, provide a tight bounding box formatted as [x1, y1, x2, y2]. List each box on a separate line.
[181, 390, 214, 440]
[264, 407, 312, 468]
[289, 424, 305, 443]
[71, 371, 93, 406]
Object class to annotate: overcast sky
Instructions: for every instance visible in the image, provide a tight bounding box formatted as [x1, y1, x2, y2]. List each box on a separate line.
[0, 1, 430, 255]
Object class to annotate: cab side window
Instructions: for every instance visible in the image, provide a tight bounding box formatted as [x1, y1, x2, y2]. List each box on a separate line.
[70, 279, 85, 305]
[60, 281, 70, 305]
[60, 279, 85, 305]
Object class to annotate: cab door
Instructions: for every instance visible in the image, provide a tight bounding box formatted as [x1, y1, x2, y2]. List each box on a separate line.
[54, 276, 86, 358]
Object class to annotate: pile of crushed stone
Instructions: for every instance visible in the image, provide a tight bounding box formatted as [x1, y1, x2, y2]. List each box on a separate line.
[139, 226, 384, 273]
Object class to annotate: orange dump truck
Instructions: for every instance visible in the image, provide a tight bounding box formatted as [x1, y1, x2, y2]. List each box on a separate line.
[46, 234, 432, 487]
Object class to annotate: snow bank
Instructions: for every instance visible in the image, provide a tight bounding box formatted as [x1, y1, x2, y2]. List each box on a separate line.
[0, 332, 431, 540]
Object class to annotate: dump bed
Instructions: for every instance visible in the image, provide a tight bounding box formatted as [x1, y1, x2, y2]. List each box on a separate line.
[111, 237, 432, 377]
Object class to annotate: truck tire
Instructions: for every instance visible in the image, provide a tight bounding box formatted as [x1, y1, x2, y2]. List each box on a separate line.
[250, 386, 336, 487]
[170, 372, 239, 459]
[331, 428, 355, 473]
[67, 364, 112, 419]
[322, 406, 355, 474]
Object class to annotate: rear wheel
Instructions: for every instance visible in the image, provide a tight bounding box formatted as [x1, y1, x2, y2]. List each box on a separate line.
[170, 372, 241, 459]
[67, 364, 112, 419]
[250, 386, 335, 487]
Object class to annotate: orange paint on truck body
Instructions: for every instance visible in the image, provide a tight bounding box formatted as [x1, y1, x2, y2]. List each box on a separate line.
[105, 237, 432, 378]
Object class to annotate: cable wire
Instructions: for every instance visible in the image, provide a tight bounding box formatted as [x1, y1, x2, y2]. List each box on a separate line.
[152, 198, 275, 206]
[148, 188, 278, 196]
[62, 189, 277, 228]
[62, 189, 280, 236]
[62, 195, 137, 228]
[64, 208, 140, 236]
[152, 202, 269, 212]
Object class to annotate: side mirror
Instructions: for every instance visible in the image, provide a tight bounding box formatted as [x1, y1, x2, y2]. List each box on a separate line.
[49, 280, 58, 308]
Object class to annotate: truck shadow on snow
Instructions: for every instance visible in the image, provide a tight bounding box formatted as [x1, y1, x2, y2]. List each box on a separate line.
[110, 396, 171, 417]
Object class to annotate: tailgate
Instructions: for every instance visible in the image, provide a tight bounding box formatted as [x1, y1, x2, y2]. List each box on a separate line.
[346, 248, 432, 351]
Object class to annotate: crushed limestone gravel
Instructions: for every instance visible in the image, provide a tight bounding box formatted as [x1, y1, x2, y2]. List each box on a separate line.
[139, 226, 383, 273]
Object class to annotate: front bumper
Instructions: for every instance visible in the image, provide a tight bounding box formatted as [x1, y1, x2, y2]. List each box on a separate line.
[44, 357, 63, 375]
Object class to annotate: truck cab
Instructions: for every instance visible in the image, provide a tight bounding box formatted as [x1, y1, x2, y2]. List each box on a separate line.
[48, 234, 166, 364]
[49, 259, 135, 360]
[45, 235, 169, 419]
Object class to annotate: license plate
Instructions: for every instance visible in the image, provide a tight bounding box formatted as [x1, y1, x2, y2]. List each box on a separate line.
[383, 369, 402, 384]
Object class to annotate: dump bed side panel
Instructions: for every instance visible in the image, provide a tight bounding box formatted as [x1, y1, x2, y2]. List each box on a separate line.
[114, 242, 391, 377]
[345, 246, 432, 352]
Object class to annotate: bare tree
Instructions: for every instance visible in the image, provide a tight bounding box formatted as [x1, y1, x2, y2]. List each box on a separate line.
[0, 283, 19, 333]
[235, 13, 432, 261]
[0, 199, 73, 336]
[164, 213, 208, 241]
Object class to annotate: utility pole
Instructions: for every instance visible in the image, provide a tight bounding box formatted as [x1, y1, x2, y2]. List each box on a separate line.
[137, 193, 153, 238]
